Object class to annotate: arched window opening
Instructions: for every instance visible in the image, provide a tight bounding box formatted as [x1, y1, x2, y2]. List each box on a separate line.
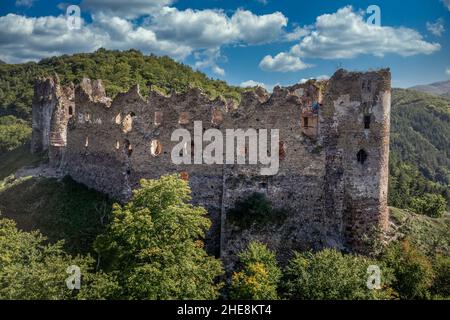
[178, 112, 190, 125]
[150, 139, 162, 156]
[124, 139, 133, 157]
[364, 115, 371, 129]
[357, 149, 368, 164]
[85, 136, 89, 147]
[115, 113, 122, 125]
[122, 113, 134, 133]
[303, 116, 309, 128]
[68, 106, 73, 117]
[211, 109, 223, 126]
[115, 140, 120, 150]
[154, 111, 162, 126]
[180, 171, 189, 181]
[279, 141, 286, 161]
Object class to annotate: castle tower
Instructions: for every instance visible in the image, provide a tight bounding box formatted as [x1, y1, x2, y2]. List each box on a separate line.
[322, 69, 391, 251]
[31, 77, 74, 168]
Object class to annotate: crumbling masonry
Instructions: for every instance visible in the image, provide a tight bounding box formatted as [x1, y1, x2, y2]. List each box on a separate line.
[31, 69, 391, 261]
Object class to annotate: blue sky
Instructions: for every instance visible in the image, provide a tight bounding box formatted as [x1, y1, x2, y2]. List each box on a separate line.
[1, 0, 449, 88]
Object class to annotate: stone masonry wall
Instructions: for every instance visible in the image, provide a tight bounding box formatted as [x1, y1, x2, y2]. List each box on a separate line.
[31, 69, 391, 259]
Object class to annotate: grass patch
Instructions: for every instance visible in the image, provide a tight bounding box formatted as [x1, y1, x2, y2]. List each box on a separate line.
[0, 176, 113, 254]
[0, 143, 42, 180]
[390, 207, 450, 257]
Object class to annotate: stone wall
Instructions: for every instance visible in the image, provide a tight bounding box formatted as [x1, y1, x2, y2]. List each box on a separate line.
[31, 68, 391, 260]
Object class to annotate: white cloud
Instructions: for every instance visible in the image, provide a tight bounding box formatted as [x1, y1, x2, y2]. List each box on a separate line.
[446, 68, 450, 76]
[194, 48, 226, 76]
[291, 6, 440, 59]
[299, 75, 329, 83]
[259, 52, 311, 72]
[442, 0, 450, 11]
[148, 7, 288, 48]
[230, 9, 287, 44]
[81, 0, 174, 19]
[240, 80, 277, 92]
[284, 26, 309, 41]
[0, 13, 190, 63]
[260, 6, 440, 72]
[426, 18, 445, 36]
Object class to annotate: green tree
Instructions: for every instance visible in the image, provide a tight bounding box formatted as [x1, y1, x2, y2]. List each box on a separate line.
[0, 216, 117, 299]
[0, 115, 31, 154]
[229, 241, 281, 300]
[409, 193, 447, 218]
[382, 240, 434, 299]
[430, 256, 450, 298]
[94, 174, 223, 299]
[281, 249, 395, 300]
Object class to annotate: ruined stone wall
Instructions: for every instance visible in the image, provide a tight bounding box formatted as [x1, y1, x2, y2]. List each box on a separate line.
[31, 68, 391, 259]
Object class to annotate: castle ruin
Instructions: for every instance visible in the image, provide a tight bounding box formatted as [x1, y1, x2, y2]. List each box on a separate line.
[31, 69, 391, 261]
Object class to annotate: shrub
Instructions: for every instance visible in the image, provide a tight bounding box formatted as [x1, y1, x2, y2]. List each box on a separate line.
[228, 193, 286, 229]
[430, 256, 450, 298]
[229, 242, 281, 300]
[0, 115, 31, 153]
[409, 193, 447, 218]
[382, 240, 434, 299]
[281, 249, 395, 300]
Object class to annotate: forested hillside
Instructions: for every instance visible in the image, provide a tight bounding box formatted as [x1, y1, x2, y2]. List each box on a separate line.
[0, 49, 448, 213]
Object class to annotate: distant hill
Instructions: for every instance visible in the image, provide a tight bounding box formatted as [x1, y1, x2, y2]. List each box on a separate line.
[0, 59, 5, 64]
[0, 48, 244, 120]
[410, 80, 450, 97]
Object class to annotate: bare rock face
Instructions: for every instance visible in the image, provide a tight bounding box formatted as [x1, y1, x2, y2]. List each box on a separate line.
[31, 69, 391, 261]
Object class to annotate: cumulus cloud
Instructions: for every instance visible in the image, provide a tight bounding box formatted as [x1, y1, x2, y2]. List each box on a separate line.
[0, 14, 103, 63]
[293, 6, 440, 59]
[260, 6, 440, 72]
[259, 52, 310, 72]
[148, 7, 288, 47]
[240, 80, 277, 92]
[194, 48, 226, 76]
[0, 3, 292, 74]
[427, 18, 445, 36]
[0, 13, 190, 63]
[81, 0, 174, 19]
[299, 75, 329, 83]
[446, 68, 450, 76]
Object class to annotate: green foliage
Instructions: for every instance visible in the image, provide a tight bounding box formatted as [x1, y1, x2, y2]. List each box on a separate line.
[409, 193, 447, 218]
[281, 249, 395, 300]
[430, 256, 450, 298]
[382, 240, 434, 299]
[389, 207, 450, 257]
[389, 155, 449, 212]
[228, 192, 286, 229]
[0, 115, 31, 154]
[0, 216, 117, 300]
[229, 242, 281, 300]
[0, 177, 113, 254]
[0, 144, 42, 180]
[94, 174, 223, 299]
[389, 88, 450, 211]
[0, 49, 244, 121]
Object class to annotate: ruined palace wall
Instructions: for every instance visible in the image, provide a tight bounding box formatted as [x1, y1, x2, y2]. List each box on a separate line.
[59, 79, 329, 255]
[31, 68, 391, 257]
